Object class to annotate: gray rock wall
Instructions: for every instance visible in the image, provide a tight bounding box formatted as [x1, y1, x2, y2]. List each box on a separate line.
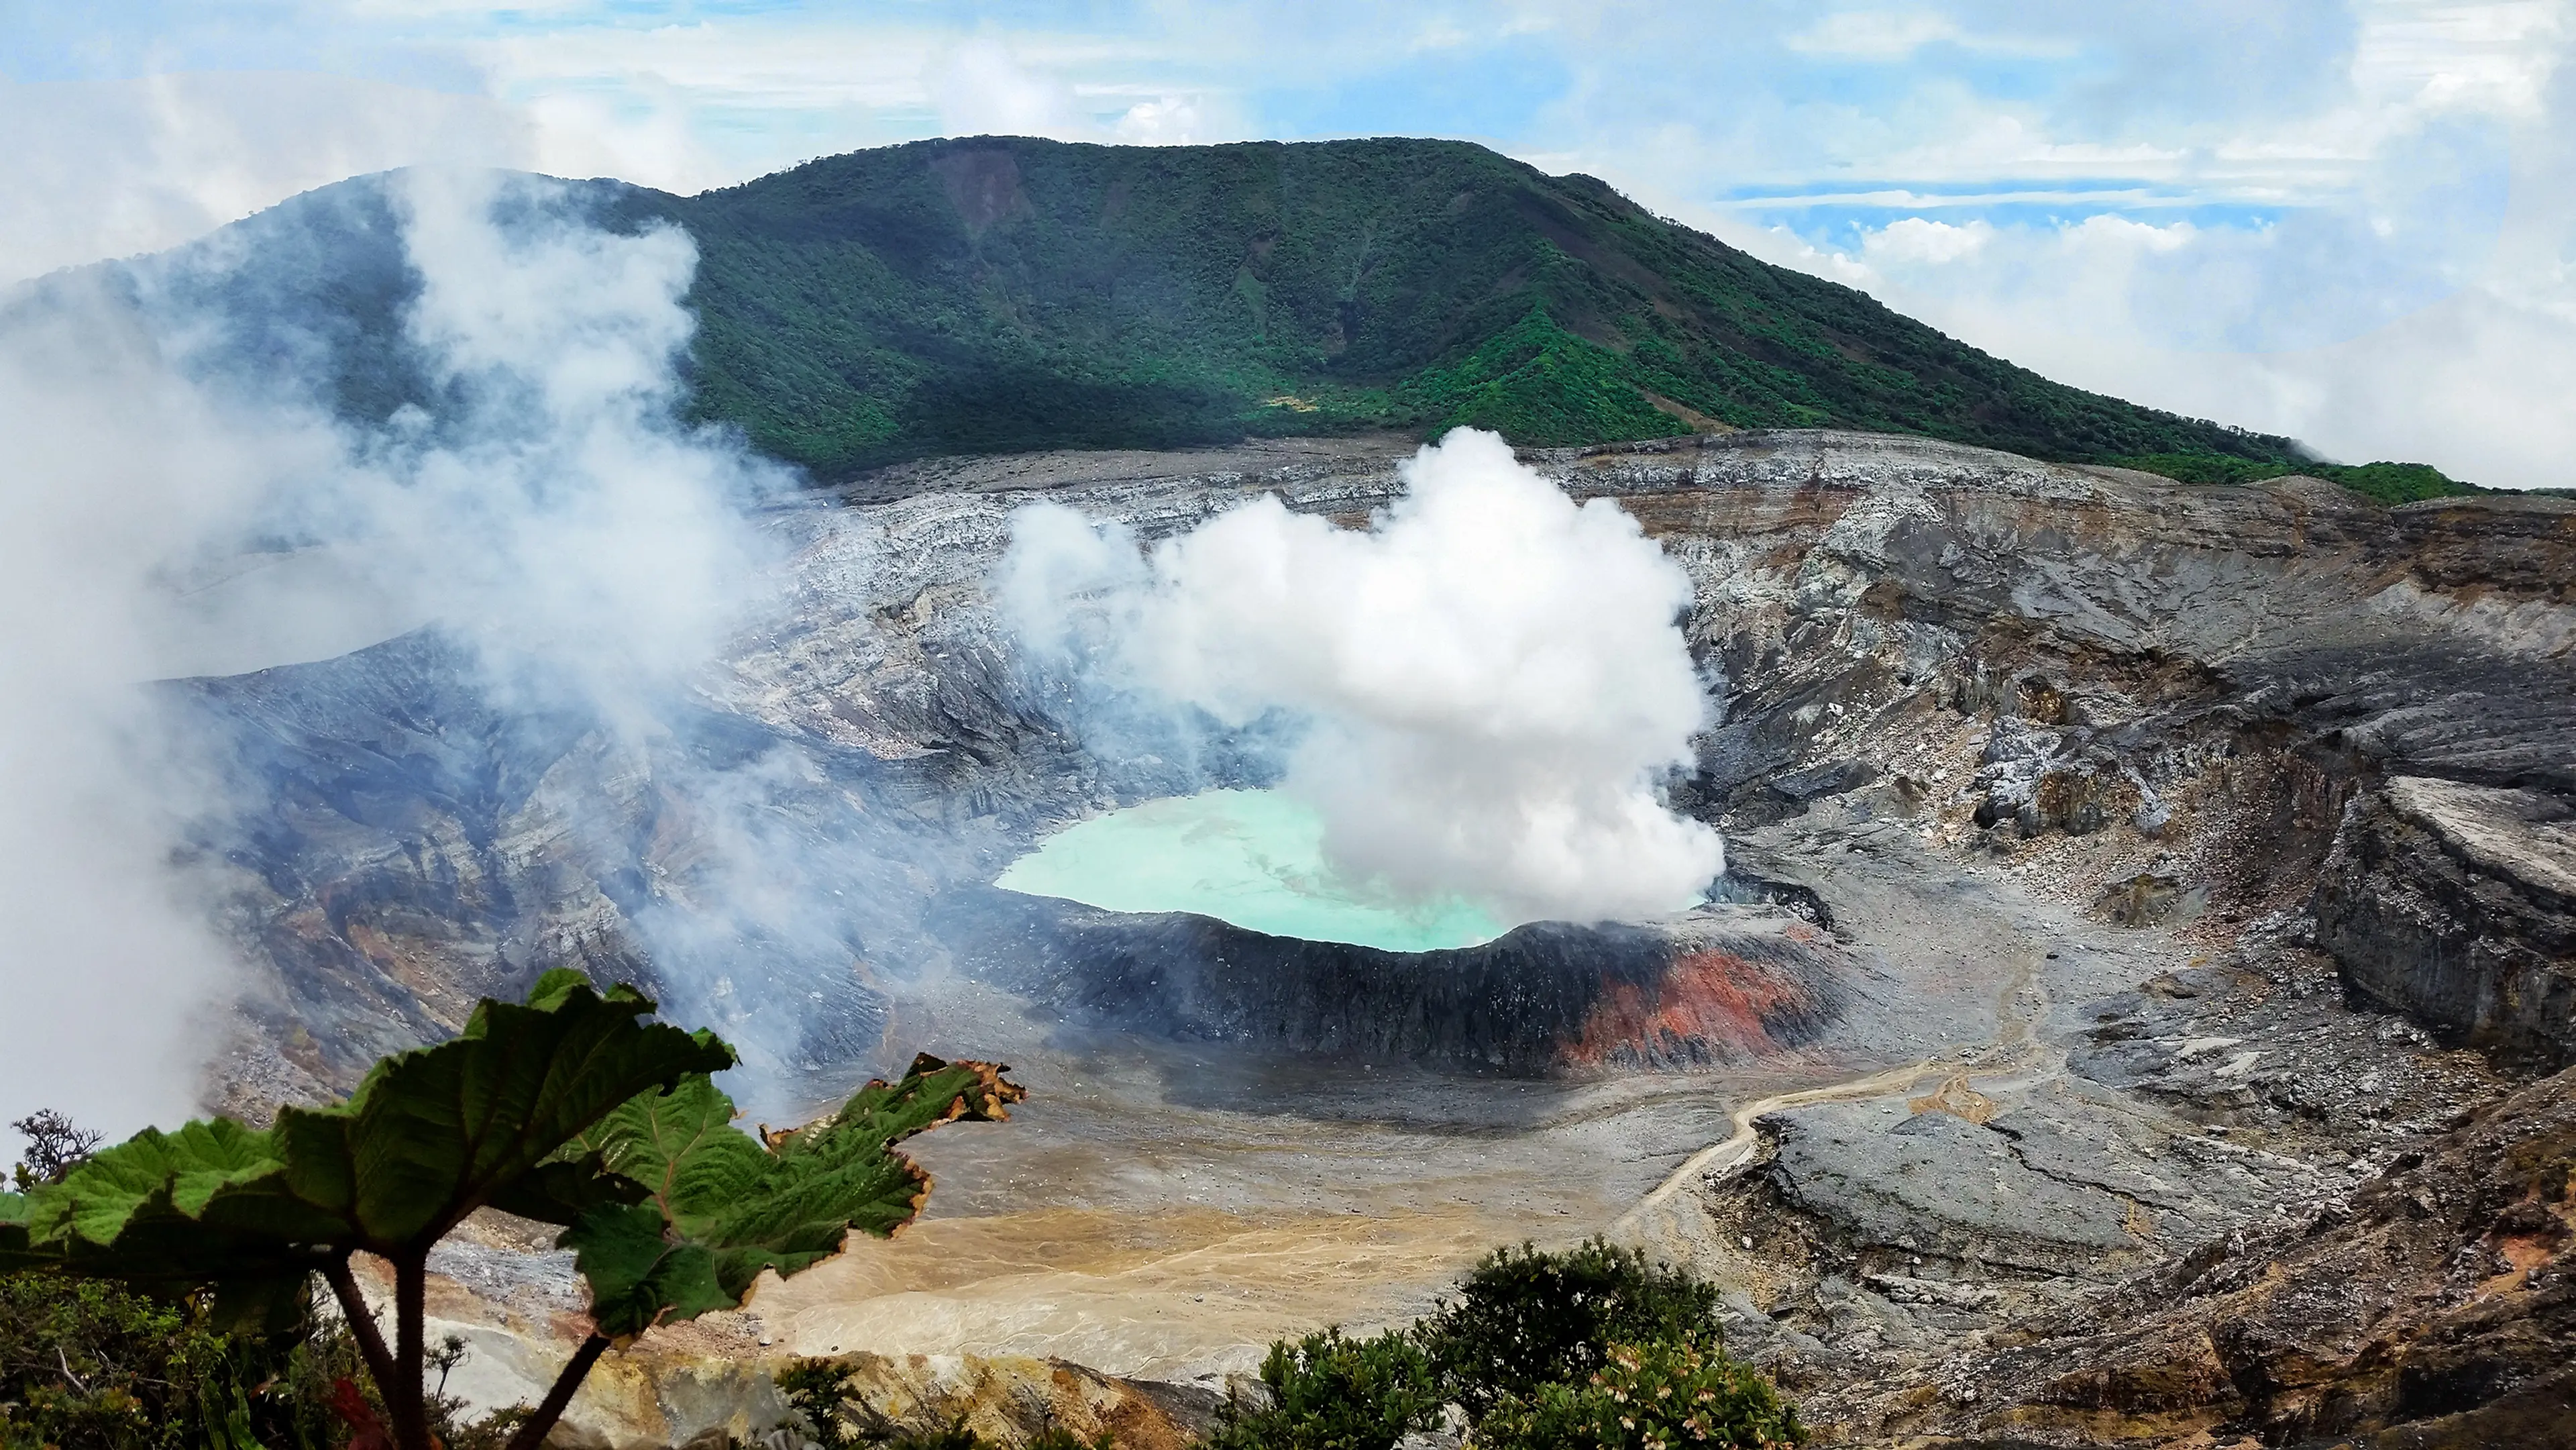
[936, 886, 1845, 1074]
[173, 430, 2576, 1100]
[2316, 777, 2576, 1069]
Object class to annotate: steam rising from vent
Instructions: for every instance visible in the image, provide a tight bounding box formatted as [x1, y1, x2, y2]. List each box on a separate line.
[998, 429, 1725, 926]
[0, 169, 792, 1136]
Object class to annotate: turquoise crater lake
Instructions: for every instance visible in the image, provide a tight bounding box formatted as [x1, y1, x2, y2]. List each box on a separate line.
[993, 788, 1511, 953]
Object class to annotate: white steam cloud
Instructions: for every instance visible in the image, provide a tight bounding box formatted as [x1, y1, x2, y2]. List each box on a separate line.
[999, 429, 1725, 926]
[0, 168, 787, 1139]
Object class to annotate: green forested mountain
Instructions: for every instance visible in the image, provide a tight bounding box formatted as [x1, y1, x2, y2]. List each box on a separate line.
[89, 134, 2471, 498]
[617, 136, 2313, 479]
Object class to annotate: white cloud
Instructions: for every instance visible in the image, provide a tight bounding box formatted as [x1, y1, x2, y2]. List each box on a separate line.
[1112, 93, 1212, 144]
[1861, 216, 1993, 264]
[2351, 0, 2569, 117]
[0, 71, 531, 285]
[1748, 142, 2576, 488]
[0, 168, 810, 1132]
[1786, 11, 1966, 60]
[938, 38, 1094, 140]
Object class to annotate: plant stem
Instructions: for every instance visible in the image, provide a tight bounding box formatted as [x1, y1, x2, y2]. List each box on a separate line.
[504, 1333, 612, 1450]
[325, 1255, 399, 1398]
[392, 1252, 431, 1450]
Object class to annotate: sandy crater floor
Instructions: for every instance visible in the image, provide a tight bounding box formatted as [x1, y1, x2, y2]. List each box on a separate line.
[725, 807, 2193, 1382]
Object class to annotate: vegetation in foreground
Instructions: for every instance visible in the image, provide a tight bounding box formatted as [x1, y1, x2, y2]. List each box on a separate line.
[774, 1238, 1801, 1450]
[1212, 1238, 1801, 1449]
[7, 1129, 1793, 1450]
[0, 974, 1021, 1450]
[0, 1265, 519, 1450]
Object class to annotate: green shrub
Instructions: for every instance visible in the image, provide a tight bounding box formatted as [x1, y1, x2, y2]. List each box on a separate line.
[0, 1272, 232, 1450]
[1413, 1239, 1724, 1421]
[2100, 452, 2475, 504]
[1204, 1327, 1442, 1450]
[0, 1272, 484, 1450]
[0, 1265, 535, 1450]
[1472, 1339, 1803, 1449]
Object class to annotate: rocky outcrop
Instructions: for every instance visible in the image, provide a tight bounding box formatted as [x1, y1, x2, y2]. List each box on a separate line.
[1849, 1064, 2576, 1448]
[935, 887, 1844, 1074]
[2318, 776, 2576, 1070]
[1760, 1076, 2328, 1282]
[1654, 927, 2521, 1446]
[176, 630, 996, 1113]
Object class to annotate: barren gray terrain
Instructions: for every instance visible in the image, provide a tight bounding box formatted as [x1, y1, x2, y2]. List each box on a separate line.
[178, 431, 2576, 1447]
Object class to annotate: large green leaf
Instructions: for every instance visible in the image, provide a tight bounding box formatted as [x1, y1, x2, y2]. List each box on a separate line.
[561, 1202, 731, 1337]
[562, 1053, 1023, 1337]
[267, 969, 737, 1248]
[15, 970, 734, 1291]
[2, 1123, 323, 1327]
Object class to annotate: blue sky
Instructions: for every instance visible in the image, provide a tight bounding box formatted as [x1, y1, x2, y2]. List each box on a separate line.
[5, 1, 2573, 485]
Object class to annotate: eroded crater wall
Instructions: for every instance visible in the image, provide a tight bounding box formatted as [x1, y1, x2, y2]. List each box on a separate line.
[175, 431, 2576, 1107]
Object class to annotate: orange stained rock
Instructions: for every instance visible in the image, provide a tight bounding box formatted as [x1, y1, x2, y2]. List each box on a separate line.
[1907, 1072, 2000, 1126]
[1563, 947, 1819, 1067]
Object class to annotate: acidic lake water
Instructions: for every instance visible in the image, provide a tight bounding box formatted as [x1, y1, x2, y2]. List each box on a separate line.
[994, 788, 1509, 952]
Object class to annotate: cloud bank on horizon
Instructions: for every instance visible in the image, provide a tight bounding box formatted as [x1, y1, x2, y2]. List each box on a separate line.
[3, 1, 2572, 489]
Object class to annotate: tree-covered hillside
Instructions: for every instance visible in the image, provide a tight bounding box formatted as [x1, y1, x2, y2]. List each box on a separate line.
[64, 134, 2471, 497]
[623, 136, 2311, 478]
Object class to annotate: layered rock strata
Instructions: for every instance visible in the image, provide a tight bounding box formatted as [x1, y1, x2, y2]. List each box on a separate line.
[1815, 1062, 2576, 1448]
[938, 887, 1843, 1073]
[2318, 776, 2576, 1070]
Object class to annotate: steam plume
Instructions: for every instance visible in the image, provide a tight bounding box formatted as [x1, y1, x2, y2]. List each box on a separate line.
[998, 429, 1724, 925]
[0, 169, 793, 1137]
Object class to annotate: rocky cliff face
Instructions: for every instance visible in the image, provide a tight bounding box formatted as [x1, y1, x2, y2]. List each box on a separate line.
[2317, 777, 2576, 1070]
[1796, 1061, 2576, 1448]
[936, 886, 1844, 1073]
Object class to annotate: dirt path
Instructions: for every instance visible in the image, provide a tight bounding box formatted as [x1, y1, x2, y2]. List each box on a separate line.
[1611, 868, 2065, 1263]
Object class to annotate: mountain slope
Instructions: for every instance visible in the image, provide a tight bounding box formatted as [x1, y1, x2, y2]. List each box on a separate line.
[634, 136, 2306, 476]
[31, 136, 2365, 483]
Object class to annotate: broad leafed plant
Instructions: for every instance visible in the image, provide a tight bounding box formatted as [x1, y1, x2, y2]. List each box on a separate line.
[0, 969, 1021, 1450]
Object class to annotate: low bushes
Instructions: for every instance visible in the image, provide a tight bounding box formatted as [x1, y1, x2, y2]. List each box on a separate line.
[1212, 1238, 1800, 1449]
[1413, 1239, 1728, 1422]
[1472, 1339, 1805, 1450]
[1203, 1329, 1444, 1450]
[0, 1272, 513, 1450]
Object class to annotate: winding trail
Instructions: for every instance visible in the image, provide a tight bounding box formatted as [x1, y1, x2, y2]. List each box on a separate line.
[1611, 903, 2060, 1264]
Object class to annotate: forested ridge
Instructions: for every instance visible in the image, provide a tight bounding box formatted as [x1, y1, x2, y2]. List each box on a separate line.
[93, 134, 2475, 501]
[629, 136, 2315, 478]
